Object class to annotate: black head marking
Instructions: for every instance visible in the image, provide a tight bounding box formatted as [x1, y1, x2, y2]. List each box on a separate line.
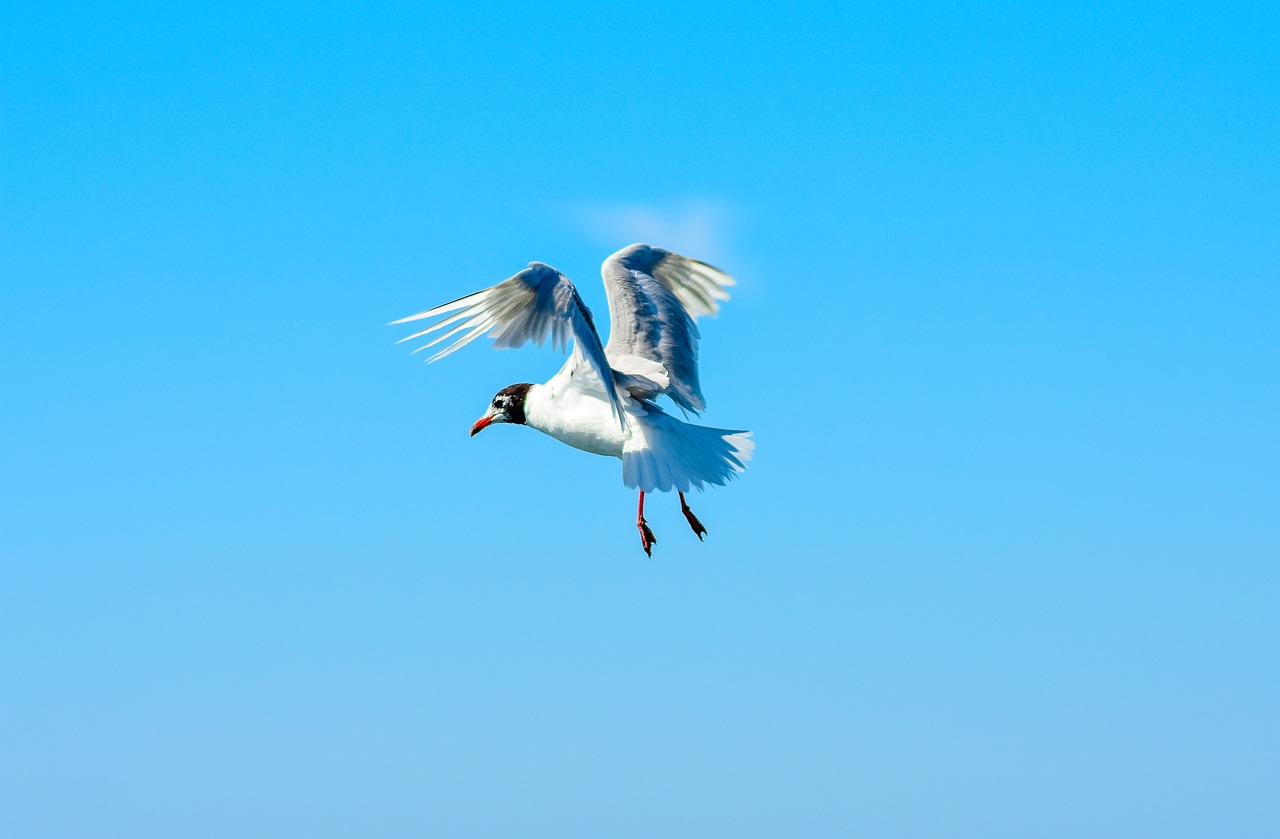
[491, 382, 533, 425]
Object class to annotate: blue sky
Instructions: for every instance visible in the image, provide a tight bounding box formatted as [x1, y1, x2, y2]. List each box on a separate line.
[2, 3, 1278, 837]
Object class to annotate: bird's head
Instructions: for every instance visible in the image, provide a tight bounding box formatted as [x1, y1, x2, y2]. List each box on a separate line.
[470, 383, 533, 436]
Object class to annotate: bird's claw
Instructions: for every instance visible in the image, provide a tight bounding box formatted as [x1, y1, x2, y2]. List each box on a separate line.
[681, 506, 707, 541]
[637, 518, 657, 556]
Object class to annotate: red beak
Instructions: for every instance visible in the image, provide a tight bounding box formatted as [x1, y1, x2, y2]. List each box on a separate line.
[470, 415, 494, 437]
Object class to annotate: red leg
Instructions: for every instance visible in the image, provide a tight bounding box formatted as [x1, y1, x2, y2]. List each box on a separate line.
[636, 490, 657, 556]
[679, 491, 707, 540]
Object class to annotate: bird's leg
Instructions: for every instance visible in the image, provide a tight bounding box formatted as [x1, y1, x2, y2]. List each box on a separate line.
[679, 491, 707, 541]
[636, 490, 657, 556]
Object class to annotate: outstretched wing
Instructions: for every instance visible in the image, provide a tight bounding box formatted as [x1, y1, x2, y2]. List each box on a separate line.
[392, 261, 625, 425]
[601, 243, 736, 414]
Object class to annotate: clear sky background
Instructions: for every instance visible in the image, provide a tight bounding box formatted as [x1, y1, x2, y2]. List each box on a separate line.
[2, 3, 1278, 837]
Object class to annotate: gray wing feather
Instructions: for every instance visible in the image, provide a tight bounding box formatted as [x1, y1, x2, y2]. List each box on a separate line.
[392, 262, 625, 425]
[601, 243, 736, 413]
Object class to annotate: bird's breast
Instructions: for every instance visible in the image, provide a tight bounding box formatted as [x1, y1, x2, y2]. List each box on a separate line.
[523, 382, 627, 459]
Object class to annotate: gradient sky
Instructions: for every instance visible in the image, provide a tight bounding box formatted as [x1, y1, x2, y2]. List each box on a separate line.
[3, 3, 1278, 838]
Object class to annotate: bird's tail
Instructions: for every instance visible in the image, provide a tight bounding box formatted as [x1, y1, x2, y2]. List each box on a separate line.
[622, 409, 754, 493]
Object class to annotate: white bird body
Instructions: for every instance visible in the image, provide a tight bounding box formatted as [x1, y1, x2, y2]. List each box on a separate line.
[392, 243, 753, 553]
[523, 356, 755, 495]
[524, 359, 628, 459]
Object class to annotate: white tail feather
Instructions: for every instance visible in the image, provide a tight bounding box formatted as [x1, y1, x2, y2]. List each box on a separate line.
[622, 409, 753, 493]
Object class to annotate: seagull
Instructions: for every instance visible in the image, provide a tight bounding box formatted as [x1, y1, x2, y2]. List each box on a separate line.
[391, 243, 753, 556]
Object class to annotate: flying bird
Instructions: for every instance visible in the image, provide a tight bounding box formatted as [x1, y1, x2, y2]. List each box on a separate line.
[392, 243, 753, 555]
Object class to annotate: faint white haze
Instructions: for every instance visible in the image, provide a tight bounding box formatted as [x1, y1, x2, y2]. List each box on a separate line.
[565, 199, 736, 268]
